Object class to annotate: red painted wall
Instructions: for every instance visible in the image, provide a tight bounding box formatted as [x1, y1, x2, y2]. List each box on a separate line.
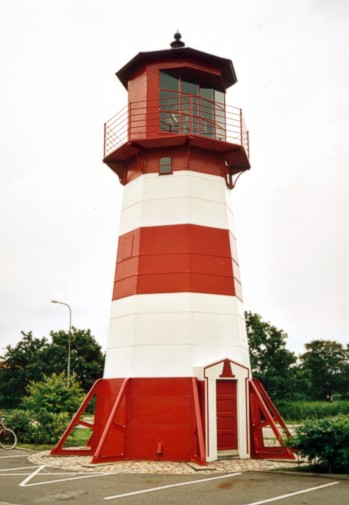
[122, 145, 225, 184]
[112, 224, 239, 299]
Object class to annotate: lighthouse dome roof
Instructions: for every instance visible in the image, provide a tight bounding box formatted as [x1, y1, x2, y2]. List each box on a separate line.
[116, 40, 237, 90]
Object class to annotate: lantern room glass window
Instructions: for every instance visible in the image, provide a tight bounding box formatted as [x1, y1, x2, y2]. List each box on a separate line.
[160, 71, 226, 140]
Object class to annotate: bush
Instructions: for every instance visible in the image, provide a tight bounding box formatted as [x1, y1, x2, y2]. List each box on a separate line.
[28, 411, 71, 444]
[2, 409, 33, 443]
[286, 415, 349, 473]
[21, 372, 84, 415]
[276, 400, 349, 421]
[3, 409, 71, 445]
[1, 373, 85, 445]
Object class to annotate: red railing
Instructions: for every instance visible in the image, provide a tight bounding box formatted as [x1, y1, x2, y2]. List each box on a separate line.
[104, 93, 249, 159]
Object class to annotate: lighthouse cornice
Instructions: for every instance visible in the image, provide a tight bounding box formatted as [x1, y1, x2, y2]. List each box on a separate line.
[103, 135, 249, 187]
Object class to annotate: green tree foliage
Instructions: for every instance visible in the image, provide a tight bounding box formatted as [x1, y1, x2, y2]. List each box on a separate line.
[299, 340, 349, 401]
[245, 311, 306, 400]
[0, 328, 104, 408]
[43, 328, 105, 392]
[286, 415, 349, 473]
[276, 400, 349, 421]
[6, 373, 84, 445]
[21, 372, 84, 415]
[0, 332, 48, 408]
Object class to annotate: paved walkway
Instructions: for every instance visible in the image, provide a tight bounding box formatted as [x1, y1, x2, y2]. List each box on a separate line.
[28, 451, 298, 475]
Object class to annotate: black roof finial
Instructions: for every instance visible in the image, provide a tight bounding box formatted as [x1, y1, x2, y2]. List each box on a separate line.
[171, 31, 185, 49]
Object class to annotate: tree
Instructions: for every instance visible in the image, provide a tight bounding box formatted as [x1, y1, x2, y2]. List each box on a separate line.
[43, 327, 105, 392]
[0, 332, 48, 408]
[245, 311, 305, 400]
[299, 340, 349, 401]
[0, 328, 105, 408]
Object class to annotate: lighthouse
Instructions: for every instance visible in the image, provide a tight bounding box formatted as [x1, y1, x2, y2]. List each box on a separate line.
[52, 34, 295, 464]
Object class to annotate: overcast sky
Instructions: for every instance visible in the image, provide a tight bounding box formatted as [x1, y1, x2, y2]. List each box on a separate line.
[1, 0, 348, 356]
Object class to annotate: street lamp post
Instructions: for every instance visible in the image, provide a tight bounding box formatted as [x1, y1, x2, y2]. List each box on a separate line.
[51, 300, 72, 387]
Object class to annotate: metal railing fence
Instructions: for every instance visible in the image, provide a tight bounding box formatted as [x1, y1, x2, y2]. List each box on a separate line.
[104, 92, 249, 159]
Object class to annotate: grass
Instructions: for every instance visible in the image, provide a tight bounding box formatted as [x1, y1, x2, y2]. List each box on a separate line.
[17, 443, 53, 451]
[64, 426, 92, 447]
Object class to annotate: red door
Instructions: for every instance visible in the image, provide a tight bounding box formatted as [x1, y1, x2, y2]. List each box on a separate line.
[216, 380, 238, 451]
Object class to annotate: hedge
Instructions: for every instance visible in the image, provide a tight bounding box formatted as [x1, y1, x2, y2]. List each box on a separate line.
[276, 400, 349, 421]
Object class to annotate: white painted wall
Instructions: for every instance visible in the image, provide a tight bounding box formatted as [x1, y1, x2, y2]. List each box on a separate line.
[104, 292, 250, 377]
[119, 171, 235, 234]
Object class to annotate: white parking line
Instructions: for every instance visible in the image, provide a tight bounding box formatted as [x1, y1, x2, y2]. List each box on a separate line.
[0, 453, 30, 459]
[19, 465, 117, 488]
[19, 465, 45, 487]
[21, 472, 118, 487]
[0, 473, 36, 476]
[104, 472, 242, 500]
[0, 465, 41, 473]
[245, 481, 340, 505]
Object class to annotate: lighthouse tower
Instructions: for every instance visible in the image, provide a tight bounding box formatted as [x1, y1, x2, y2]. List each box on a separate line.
[103, 32, 250, 462]
[52, 34, 295, 464]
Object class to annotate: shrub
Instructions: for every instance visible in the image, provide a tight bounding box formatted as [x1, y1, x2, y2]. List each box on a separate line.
[286, 415, 349, 473]
[21, 372, 84, 415]
[28, 411, 71, 444]
[1, 373, 85, 445]
[2, 409, 34, 443]
[3, 409, 71, 445]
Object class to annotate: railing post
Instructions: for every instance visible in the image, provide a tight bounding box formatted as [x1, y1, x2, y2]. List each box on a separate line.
[103, 122, 106, 159]
[128, 102, 131, 142]
[240, 108, 243, 146]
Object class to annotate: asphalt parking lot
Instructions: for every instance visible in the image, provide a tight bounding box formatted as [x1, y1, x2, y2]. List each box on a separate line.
[0, 449, 348, 505]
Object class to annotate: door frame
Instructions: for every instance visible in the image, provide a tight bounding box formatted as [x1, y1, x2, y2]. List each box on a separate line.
[199, 358, 250, 462]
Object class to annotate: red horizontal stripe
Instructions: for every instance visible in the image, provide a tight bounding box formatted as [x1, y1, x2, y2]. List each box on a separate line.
[112, 224, 241, 300]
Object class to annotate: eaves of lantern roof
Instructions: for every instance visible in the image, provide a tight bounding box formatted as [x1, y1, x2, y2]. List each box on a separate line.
[116, 46, 237, 90]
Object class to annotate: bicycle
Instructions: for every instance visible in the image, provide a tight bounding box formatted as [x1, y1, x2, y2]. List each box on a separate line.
[0, 417, 17, 450]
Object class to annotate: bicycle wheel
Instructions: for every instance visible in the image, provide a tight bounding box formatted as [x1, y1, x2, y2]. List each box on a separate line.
[0, 428, 17, 449]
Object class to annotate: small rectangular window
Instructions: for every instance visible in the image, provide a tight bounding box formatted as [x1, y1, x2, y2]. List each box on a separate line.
[159, 157, 172, 175]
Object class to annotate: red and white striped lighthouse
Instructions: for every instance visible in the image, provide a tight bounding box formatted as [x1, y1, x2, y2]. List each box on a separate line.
[103, 32, 251, 463]
[52, 34, 295, 464]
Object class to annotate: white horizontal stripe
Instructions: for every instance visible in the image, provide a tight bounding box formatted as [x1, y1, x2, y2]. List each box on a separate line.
[104, 293, 250, 378]
[119, 172, 235, 235]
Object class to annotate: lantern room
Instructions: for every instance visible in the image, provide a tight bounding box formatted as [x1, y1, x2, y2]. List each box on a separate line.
[103, 33, 250, 188]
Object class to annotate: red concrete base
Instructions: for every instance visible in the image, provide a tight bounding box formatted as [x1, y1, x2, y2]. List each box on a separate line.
[51, 377, 206, 465]
[51, 376, 294, 464]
